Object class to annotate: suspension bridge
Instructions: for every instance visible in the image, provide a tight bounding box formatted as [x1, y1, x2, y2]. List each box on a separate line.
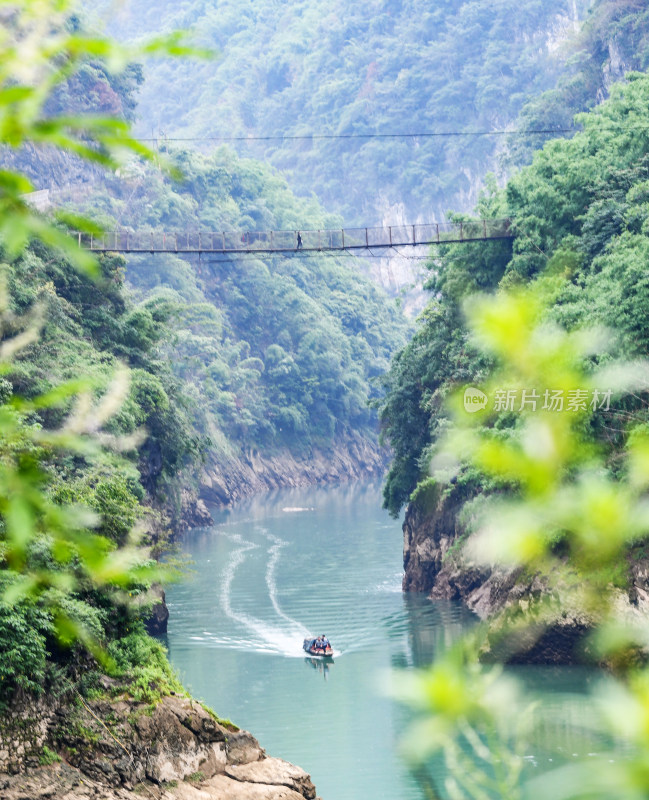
[70, 218, 512, 254]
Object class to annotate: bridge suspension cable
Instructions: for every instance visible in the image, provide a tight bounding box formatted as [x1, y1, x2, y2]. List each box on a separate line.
[71, 219, 512, 254]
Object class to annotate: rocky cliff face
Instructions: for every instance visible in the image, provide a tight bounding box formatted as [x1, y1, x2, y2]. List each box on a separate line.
[402, 486, 649, 664]
[402, 485, 476, 594]
[402, 489, 529, 621]
[0, 689, 319, 800]
[200, 432, 388, 509]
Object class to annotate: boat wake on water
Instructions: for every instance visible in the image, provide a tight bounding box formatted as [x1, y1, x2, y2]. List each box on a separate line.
[215, 529, 311, 657]
[265, 534, 310, 632]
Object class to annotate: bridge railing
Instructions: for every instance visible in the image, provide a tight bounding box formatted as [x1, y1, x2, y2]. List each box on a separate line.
[70, 219, 511, 253]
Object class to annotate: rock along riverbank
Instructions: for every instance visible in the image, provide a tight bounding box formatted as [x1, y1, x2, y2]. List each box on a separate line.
[401, 484, 649, 665]
[199, 431, 388, 511]
[0, 690, 320, 800]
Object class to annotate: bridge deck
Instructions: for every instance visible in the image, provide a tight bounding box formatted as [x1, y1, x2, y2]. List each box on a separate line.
[70, 219, 512, 254]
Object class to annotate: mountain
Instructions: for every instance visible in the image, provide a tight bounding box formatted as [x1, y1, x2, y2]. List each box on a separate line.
[378, 67, 649, 661]
[56, 145, 408, 502]
[92, 0, 593, 225]
[379, 1, 649, 518]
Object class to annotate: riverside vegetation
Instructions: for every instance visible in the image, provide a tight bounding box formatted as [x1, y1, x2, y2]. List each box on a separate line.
[4, 1, 649, 799]
[378, 52, 649, 800]
[0, 11, 249, 787]
[0, 0, 201, 704]
[0, 3, 323, 798]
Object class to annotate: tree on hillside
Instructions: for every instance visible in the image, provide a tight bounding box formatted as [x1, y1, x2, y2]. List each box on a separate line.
[0, 0, 200, 697]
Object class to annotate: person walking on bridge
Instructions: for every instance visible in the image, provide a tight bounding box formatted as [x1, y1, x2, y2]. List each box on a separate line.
[296, 231, 303, 249]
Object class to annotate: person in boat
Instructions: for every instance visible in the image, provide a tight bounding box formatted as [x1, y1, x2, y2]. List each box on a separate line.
[314, 635, 324, 651]
[320, 635, 330, 651]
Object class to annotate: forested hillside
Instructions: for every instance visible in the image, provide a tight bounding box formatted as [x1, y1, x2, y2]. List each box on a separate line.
[5, 6, 408, 494]
[66, 147, 406, 469]
[380, 70, 649, 516]
[0, 244, 203, 721]
[92, 0, 591, 224]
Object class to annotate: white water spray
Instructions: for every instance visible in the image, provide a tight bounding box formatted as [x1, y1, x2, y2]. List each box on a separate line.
[217, 530, 309, 656]
[265, 533, 310, 637]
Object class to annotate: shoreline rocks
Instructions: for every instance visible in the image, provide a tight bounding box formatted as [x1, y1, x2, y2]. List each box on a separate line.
[0, 693, 320, 800]
[199, 432, 389, 510]
[173, 432, 388, 533]
[144, 583, 170, 636]
[401, 486, 649, 665]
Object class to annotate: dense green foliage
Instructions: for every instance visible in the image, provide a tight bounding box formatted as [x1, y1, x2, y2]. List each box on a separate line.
[376, 38, 649, 798]
[0, 0, 407, 711]
[0, 0, 207, 708]
[7, 244, 201, 495]
[380, 71, 649, 515]
[0, 587, 54, 698]
[105, 619, 185, 702]
[394, 284, 649, 799]
[98, 0, 592, 223]
[72, 147, 407, 454]
[0, 239, 203, 705]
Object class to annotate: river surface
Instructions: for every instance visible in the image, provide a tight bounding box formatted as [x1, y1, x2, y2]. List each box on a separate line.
[165, 482, 617, 800]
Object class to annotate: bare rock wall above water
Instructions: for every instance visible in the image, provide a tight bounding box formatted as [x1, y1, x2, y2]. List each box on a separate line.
[401, 486, 649, 665]
[200, 432, 388, 510]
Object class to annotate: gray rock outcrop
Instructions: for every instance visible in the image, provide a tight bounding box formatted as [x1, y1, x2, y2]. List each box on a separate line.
[144, 584, 170, 636]
[401, 484, 649, 665]
[0, 693, 320, 800]
[200, 432, 388, 508]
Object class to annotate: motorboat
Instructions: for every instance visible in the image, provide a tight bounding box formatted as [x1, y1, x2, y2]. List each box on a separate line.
[303, 636, 333, 657]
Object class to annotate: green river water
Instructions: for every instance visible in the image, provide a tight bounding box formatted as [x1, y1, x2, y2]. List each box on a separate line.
[164, 481, 619, 800]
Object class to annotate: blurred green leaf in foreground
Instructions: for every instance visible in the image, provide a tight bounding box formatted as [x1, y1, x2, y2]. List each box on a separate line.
[0, 0, 205, 651]
[393, 278, 649, 799]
